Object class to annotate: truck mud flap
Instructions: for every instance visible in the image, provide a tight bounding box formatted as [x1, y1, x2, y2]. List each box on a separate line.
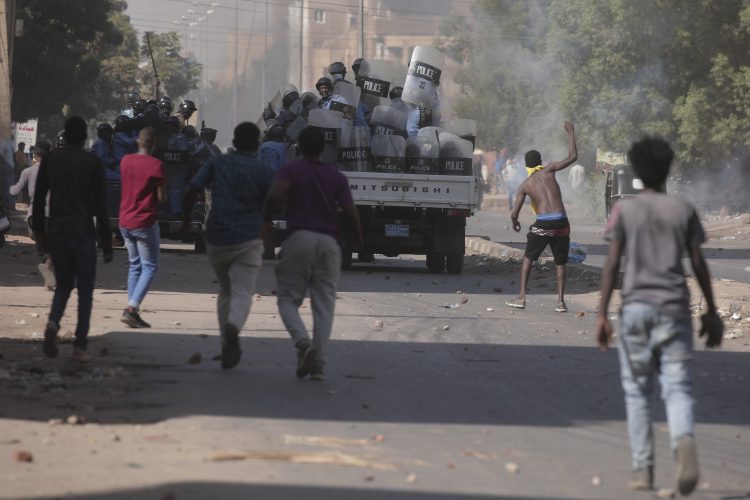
[432, 215, 465, 255]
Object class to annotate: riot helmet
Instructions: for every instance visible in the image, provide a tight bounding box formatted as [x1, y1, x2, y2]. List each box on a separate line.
[352, 58, 369, 77]
[389, 86, 403, 100]
[266, 123, 284, 142]
[164, 115, 180, 132]
[179, 99, 197, 120]
[316, 77, 333, 99]
[114, 115, 131, 133]
[328, 61, 347, 80]
[181, 125, 198, 139]
[133, 98, 147, 115]
[96, 123, 114, 141]
[143, 103, 160, 116]
[158, 96, 174, 116]
[126, 90, 140, 105]
[200, 127, 217, 144]
[55, 130, 66, 149]
[282, 91, 299, 110]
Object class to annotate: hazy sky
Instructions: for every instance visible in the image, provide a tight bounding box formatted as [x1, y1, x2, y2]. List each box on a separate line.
[126, 0, 266, 82]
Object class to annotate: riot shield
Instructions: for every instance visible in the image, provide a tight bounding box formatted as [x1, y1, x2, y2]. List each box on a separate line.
[356, 67, 390, 120]
[438, 132, 474, 176]
[417, 126, 445, 140]
[330, 81, 361, 122]
[370, 135, 406, 174]
[402, 46, 444, 110]
[337, 126, 371, 172]
[370, 105, 407, 137]
[308, 109, 344, 165]
[442, 119, 477, 149]
[405, 135, 440, 175]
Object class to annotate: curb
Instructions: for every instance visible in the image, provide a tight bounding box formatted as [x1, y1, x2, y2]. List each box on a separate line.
[465, 237, 525, 261]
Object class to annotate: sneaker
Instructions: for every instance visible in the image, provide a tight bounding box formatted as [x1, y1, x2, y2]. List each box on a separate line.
[310, 365, 326, 381]
[121, 309, 151, 328]
[627, 467, 654, 491]
[72, 347, 92, 363]
[221, 323, 242, 369]
[38, 263, 56, 290]
[555, 301, 568, 313]
[43, 321, 59, 358]
[675, 435, 699, 495]
[296, 344, 314, 378]
[505, 297, 526, 310]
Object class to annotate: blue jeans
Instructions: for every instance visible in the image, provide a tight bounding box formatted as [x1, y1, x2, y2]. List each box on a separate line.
[618, 302, 694, 470]
[121, 224, 160, 309]
[49, 233, 97, 350]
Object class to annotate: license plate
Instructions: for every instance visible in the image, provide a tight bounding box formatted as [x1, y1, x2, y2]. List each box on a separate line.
[385, 224, 410, 237]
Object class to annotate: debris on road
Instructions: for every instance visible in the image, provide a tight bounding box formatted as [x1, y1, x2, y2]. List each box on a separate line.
[281, 435, 370, 447]
[461, 296, 469, 305]
[575, 311, 586, 319]
[206, 450, 396, 470]
[486, 307, 494, 312]
[724, 330, 743, 340]
[656, 487, 675, 498]
[14, 450, 33, 463]
[187, 353, 202, 364]
[591, 475, 602, 486]
[493, 287, 503, 293]
[441, 303, 461, 309]
[406, 472, 418, 483]
[442, 325, 450, 331]
[66, 414, 85, 425]
[505, 462, 520, 474]
[373, 320, 384, 331]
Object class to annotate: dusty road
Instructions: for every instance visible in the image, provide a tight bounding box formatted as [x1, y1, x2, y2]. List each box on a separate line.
[1, 215, 749, 500]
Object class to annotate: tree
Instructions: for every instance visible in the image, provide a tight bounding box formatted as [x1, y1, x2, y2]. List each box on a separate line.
[12, 0, 135, 132]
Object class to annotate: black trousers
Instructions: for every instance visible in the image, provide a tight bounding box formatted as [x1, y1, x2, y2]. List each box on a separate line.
[48, 233, 97, 350]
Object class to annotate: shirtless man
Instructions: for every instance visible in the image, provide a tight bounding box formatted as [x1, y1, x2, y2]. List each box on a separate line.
[505, 121, 577, 312]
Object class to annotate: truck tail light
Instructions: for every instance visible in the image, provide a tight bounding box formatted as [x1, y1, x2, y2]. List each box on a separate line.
[447, 209, 471, 217]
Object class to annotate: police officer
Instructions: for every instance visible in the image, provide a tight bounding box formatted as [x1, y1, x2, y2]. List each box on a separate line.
[113, 115, 138, 168]
[327, 61, 368, 127]
[389, 86, 409, 115]
[178, 99, 197, 125]
[199, 127, 222, 156]
[406, 91, 441, 138]
[125, 90, 140, 117]
[92, 123, 118, 181]
[158, 116, 193, 217]
[158, 96, 174, 119]
[316, 77, 335, 109]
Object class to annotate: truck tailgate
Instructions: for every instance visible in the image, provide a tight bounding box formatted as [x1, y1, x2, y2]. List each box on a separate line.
[344, 172, 477, 209]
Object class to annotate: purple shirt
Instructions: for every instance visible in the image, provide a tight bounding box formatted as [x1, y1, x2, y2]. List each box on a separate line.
[276, 159, 353, 238]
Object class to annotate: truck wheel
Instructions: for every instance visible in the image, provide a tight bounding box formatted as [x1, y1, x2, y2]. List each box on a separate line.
[357, 252, 374, 263]
[426, 252, 446, 273]
[446, 254, 464, 274]
[341, 250, 352, 270]
[194, 235, 207, 254]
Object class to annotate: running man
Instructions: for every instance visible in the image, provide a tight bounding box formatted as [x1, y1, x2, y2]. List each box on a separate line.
[505, 121, 577, 313]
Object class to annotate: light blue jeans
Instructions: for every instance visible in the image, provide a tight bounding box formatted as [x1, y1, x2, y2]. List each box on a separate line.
[121, 223, 160, 309]
[618, 302, 694, 470]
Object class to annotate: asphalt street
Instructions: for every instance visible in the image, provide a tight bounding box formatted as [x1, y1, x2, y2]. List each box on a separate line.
[469, 209, 750, 285]
[1, 243, 748, 500]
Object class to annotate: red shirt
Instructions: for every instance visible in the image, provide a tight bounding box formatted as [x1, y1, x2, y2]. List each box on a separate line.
[118, 153, 164, 230]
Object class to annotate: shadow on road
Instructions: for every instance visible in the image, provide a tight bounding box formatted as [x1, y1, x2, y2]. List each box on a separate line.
[1, 334, 747, 428]
[14, 481, 562, 500]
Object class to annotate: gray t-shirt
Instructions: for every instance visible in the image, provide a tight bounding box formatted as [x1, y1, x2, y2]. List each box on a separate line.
[604, 192, 705, 320]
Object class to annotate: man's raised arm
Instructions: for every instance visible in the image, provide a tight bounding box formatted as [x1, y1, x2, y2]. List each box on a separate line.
[545, 121, 577, 173]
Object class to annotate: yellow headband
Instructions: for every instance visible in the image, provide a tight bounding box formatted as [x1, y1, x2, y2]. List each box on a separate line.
[526, 165, 544, 176]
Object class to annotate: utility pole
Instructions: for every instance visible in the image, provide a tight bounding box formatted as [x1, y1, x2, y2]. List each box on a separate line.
[298, 0, 303, 91]
[262, 0, 268, 106]
[231, 0, 238, 131]
[359, 0, 364, 58]
[0, 0, 16, 205]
